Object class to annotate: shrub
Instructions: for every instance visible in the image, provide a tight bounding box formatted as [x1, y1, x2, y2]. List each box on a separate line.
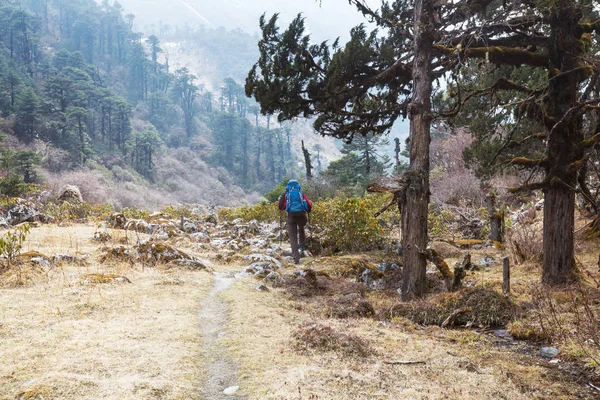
[311, 196, 388, 253]
[44, 201, 94, 221]
[388, 287, 516, 327]
[218, 201, 279, 222]
[292, 322, 374, 357]
[507, 221, 543, 264]
[0, 173, 27, 197]
[0, 223, 30, 268]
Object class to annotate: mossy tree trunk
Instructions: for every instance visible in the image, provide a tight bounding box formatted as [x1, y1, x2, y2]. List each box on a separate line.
[541, 4, 584, 285]
[485, 192, 503, 242]
[401, 0, 433, 300]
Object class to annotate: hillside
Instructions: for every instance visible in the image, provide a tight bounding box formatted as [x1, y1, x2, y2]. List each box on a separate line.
[1, 0, 347, 210]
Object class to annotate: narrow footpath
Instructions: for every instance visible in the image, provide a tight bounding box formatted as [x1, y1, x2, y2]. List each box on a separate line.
[199, 272, 244, 399]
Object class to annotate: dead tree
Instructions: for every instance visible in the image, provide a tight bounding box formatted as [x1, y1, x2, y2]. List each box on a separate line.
[301, 140, 313, 181]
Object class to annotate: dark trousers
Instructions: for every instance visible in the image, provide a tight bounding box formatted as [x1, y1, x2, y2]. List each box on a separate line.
[287, 213, 307, 263]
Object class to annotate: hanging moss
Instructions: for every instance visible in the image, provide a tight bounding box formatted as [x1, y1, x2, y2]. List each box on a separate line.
[464, 47, 548, 67]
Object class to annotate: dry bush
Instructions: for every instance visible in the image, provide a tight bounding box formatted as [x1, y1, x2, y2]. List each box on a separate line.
[44, 169, 109, 204]
[386, 288, 517, 327]
[323, 296, 376, 319]
[525, 287, 600, 369]
[155, 148, 245, 206]
[276, 269, 366, 299]
[507, 221, 543, 264]
[430, 129, 485, 207]
[292, 322, 374, 357]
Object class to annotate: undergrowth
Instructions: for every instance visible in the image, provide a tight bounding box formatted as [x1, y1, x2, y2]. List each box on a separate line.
[293, 322, 374, 357]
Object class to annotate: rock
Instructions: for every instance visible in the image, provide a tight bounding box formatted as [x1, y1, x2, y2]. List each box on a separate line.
[51, 254, 87, 265]
[58, 185, 83, 203]
[358, 269, 386, 290]
[5, 200, 43, 225]
[245, 262, 276, 276]
[108, 213, 127, 229]
[136, 239, 193, 264]
[166, 259, 210, 271]
[243, 253, 282, 269]
[223, 386, 239, 395]
[182, 219, 199, 233]
[535, 199, 544, 210]
[205, 214, 218, 225]
[539, 347, 559, 359]
[264, 271, 281, 284]
[190, 232, 210, 243]
[477, 256, 500, 268]
[493, 329, 513, 340]
[430, 241, 462, 259]
[255, 283, 269, 292]
[377, 262, 400, 274]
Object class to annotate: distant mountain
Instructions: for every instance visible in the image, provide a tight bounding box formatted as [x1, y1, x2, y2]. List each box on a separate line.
[112, 0, 378, 42]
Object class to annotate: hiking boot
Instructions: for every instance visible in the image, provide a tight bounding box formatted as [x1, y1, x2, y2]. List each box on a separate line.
[299, 246, 306, 258]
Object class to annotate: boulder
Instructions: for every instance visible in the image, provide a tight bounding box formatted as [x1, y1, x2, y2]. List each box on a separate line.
[108, 213, 127, 229]
[5, 199, 46, 225]
[58, 185, 83, 203]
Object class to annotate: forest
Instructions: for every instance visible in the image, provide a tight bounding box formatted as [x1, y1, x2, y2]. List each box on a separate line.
[0, 0, 349, 209]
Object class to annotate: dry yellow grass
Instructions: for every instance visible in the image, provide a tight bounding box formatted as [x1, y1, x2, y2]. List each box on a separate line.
[0, 223, 212, 399]
[1, 222, 598, 399]
[219, 255, 597, 399]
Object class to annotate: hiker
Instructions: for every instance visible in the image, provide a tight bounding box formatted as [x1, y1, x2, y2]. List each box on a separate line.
[278, 179, 313, 264]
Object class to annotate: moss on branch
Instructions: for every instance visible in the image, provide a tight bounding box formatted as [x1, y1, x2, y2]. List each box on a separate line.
[580, 132, 600, 149]
[511, 157, 547, 168]
[463, 47, 548, 67]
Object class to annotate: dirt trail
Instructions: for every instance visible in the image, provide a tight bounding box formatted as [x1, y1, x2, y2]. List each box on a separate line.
[200, 272, 245, 399]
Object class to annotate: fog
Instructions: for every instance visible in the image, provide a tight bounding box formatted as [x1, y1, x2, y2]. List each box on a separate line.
[115, 0, 379, 41]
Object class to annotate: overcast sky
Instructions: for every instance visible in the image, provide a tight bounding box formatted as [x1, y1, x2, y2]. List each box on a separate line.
[115, 0, 379, 41]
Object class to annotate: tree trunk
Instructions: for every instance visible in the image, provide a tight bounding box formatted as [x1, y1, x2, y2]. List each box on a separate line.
[485, 192, 503, 242]
[542, 4, 582, 285]
[401, 0, 433, 300]
[301, 140, 313, 181]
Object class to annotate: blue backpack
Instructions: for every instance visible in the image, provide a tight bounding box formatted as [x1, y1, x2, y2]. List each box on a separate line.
[285, 180, 309, 215]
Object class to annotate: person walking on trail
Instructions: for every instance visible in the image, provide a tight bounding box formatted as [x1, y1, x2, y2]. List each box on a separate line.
[278, 179, 313, 264]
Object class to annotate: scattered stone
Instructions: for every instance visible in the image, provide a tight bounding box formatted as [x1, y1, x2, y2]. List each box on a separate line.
[264, 271, 281, 284]
[255, 283, 269, 292]
[358, 268, 386, 290]
[205, 214, 218, 225]
[136, 239, 193, 264]
[245, 262, 276, 276]
[223, 386, 239, 395]
[493, 329, 513, 340]
[58, 185, 83, 203]
[243, 253, 282, 269]
[51, 254, 87, 265]
[377, 262, 400, 274]
[539, 347, 559, 359]
[166, 259, 210, 271]
[182, 219, 199, 233]
[477, 256, 500, 268]
[191, 232, 210, 243]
